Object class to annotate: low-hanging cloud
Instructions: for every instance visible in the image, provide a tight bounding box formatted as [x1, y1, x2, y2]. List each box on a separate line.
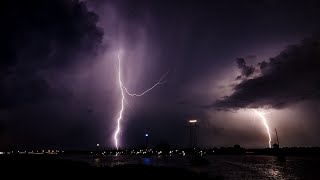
[235, 58, 255, 80]
[214, 33, 320, 110]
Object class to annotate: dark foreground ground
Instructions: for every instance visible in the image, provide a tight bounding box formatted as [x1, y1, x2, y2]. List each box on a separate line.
[0, 155, 217, 179]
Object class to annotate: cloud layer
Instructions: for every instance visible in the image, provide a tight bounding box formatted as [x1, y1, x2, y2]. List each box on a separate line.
[0, 0, 103, 108]
[215, 34, 320, 109]
[0, 0, 103, 149]
[236, 58, 255, 80]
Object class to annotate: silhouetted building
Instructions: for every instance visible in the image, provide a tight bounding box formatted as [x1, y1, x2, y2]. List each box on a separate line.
[234, 144, 241, 149]
[273, 143, 279, 149]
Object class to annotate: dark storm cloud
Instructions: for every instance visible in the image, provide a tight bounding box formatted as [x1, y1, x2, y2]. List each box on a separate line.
[0, 0, 103, 149]
[235, 58, 255, 80]
[215, 33, 320, 110]
[0, 0, 103, 108]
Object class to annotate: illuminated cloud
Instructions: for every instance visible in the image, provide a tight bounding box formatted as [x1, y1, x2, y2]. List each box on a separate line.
[214, 34, 320, 110]
[235, 58, 255, 80]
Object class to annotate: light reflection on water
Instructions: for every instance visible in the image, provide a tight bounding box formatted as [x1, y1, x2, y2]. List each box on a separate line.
[64, 155, 320, 179]
[142, 158, 152, 166]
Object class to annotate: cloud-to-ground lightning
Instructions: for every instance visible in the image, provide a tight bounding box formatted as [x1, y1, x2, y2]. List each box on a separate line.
[253, 109, 272, 148]
[113, 52, 125, 150]
[113, 51, 168, 150]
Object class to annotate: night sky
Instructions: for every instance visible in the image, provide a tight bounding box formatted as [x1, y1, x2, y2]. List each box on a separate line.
[1, 0, 320, 150]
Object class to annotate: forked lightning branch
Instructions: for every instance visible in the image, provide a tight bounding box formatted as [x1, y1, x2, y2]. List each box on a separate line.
[113, 51, 168, 149]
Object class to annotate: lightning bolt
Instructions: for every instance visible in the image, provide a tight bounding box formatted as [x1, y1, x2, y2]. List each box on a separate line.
[121, 71, 168, 97]
[253, 109, 272, 148]
[114, 52, 125, 150]
[114, 51, 168, 150]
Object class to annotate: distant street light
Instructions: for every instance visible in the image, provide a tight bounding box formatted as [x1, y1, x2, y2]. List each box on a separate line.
[145, 133, 149, 149]
[188, 119, 198, 148]
[96, 143, 100, 152]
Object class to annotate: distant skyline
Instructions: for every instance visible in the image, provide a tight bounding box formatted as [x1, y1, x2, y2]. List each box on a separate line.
[1, 0, 320, 150]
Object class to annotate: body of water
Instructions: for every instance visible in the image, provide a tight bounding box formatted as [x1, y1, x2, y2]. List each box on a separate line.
[62, 155, 320, 179]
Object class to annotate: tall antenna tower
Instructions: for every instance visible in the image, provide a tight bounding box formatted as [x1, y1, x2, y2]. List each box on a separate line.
[275, 128, 280, 148]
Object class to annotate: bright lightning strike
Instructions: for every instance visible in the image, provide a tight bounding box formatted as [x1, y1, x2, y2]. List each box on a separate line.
[253, 109, 272, 148]
[114, 52, 125, 150]
[114, 51, 168, 150]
